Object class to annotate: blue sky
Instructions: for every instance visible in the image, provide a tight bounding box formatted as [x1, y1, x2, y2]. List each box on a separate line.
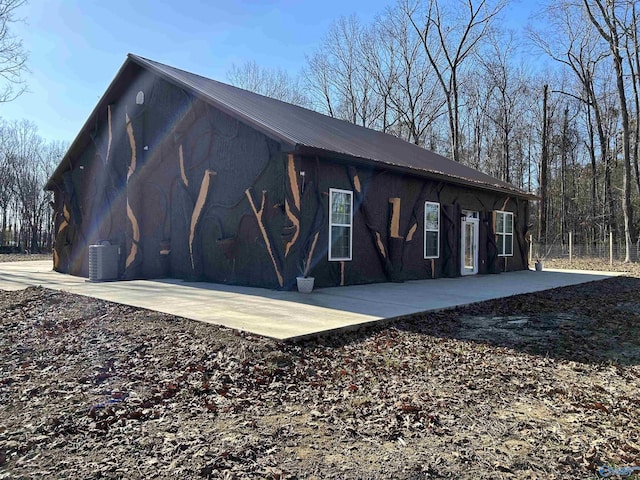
[1, 0, 535, 144]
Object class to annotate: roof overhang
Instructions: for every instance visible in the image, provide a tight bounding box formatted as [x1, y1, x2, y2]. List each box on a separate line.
[292, 145, 539, 201]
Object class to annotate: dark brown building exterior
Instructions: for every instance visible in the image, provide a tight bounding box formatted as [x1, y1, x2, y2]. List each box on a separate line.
[46, 54, 536, 290]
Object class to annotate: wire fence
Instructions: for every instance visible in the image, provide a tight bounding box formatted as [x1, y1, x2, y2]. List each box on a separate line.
[531, 233, 637, 264]
[531, 243, 626, 263]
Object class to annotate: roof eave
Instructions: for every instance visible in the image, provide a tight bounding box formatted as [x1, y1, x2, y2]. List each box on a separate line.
[292, 145, 539, 201]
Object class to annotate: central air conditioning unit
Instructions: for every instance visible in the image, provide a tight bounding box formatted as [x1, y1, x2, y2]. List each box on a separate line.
[88, 242, 120, 282]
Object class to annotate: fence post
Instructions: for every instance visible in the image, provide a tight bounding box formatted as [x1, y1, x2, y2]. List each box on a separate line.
[529, 234, 533, 266]
[569, 231, 572, 264]
[610, 231, 613, 267]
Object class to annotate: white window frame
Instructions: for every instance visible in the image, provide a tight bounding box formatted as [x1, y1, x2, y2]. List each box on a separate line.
[495, 210, 514, 257]
[328, 188, 353, 261]
[424, 201, 440, 259]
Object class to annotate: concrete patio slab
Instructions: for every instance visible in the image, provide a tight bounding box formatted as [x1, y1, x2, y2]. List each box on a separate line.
[0, 260, 622, 340]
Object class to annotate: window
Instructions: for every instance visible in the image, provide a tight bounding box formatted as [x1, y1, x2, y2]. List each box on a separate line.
[329, 188, 353, 261]
[424, 202, 440, 259]
[495, 211, 513, 256]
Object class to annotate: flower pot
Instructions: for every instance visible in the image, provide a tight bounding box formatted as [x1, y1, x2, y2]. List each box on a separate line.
[535, 261, 543, 272]
[296, 276, 315, 293]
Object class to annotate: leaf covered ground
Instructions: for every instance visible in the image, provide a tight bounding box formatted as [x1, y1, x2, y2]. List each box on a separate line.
[1, 257, 639, 479]
[0, 254, 52, 263]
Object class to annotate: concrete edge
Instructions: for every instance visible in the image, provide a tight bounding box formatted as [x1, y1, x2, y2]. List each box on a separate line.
[280, 274, 621, 342]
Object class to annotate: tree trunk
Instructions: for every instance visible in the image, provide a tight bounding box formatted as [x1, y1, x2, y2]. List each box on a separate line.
[1, 209, 6, 246]
[629, 6, 640, 196]
[586, 103, 598, 247]
[452, 70, 461, 163]
[539, 84, 549, 244]
[560, 106, 569, 240]
[503, 118, 510, 183]
[612, 44, 634, 262]
[445, 90, 458, 162]
[30, 223, 38, 253]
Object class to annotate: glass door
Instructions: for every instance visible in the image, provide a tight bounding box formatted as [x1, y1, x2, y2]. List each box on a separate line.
[461, 212, 479, 276]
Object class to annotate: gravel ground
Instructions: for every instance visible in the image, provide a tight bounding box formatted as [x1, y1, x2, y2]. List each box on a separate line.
[0, 256, 639, 479]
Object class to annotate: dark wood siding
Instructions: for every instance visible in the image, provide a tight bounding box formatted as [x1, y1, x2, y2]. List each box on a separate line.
[291, 156, 529, 287]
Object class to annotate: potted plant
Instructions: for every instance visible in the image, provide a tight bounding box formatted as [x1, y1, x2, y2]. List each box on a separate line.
[534, 257, 543, 271]
[296, 258, 315, 293]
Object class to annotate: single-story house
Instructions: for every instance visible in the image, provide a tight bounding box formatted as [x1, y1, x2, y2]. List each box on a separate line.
[45, 54, 536, 289]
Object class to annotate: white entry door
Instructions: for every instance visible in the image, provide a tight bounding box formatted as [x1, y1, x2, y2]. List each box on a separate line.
[461, 211, 479, 276]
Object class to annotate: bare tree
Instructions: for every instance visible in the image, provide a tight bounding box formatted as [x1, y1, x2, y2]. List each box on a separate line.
[304, 15, 383, 128]
[360, 12, 402, 135]
[304, 51, 337, 117]
[368, 7, 446, 144]
[623, 1, 640, 196]
[226, 60, 310, 107]
[0, 119, 15, 245]
[583, 0, 635, 262]
[5, 120, 57, 252]
[39, 139, 67, 250]
[403, 0, 507, 162]
[477, 30, 528, 183]
[0, 0, 28, 103]
[461, 68, 492, 170]
[531, 0, 613, 240]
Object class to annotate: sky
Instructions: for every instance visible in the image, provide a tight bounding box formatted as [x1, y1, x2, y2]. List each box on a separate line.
[1, 0, 536, 145]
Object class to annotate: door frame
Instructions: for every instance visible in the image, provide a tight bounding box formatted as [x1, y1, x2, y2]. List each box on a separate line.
[461, 210, 479, 276]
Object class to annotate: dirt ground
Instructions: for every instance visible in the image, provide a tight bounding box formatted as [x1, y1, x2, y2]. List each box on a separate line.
[0, 256, 639, 479]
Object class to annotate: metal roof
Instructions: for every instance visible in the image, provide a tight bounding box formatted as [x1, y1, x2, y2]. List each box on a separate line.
[48, 54, 536, 199]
